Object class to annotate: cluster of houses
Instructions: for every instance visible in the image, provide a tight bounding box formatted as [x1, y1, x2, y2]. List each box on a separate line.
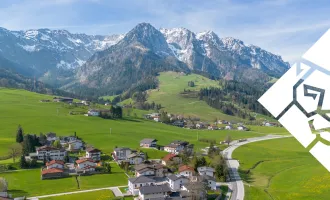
[26, 133, 102, 180]
[51, 97, 90, 106]
[128, 162, 217, 200]
[86, 109, 112, 117]
[110, 138, 218, 199]
[144, 113, 249, 131]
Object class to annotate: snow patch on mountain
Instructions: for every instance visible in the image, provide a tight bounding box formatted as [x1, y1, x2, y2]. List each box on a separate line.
[18, 44, 38, 52]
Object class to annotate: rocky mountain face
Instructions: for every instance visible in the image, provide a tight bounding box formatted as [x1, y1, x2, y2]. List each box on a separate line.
[0, 23, 290, 95]
[0, 27, 123, 85]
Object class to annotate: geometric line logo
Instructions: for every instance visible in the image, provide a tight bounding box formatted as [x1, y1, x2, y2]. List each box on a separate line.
[258, 29, 330, 172]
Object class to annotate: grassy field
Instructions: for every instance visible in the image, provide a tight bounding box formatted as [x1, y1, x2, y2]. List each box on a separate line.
[233, 137, 330, 200]
[147, 72, 272, 122]
[43, 189, 115, 200]
[0, 88, 284, 156]
[2, 163, 127, 197]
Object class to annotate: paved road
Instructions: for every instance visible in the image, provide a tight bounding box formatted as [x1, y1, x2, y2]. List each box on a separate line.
[222, 135, 291, 200]
[27, 185, 126, 199]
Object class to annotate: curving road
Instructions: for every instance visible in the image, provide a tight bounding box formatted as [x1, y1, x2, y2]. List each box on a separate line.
[221, 135, 292, 200]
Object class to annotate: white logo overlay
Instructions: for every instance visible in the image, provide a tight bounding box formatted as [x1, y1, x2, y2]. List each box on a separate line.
[259, 29, 330, 172]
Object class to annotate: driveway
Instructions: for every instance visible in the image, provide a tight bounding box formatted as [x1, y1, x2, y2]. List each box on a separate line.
[221, 135, 291, 200]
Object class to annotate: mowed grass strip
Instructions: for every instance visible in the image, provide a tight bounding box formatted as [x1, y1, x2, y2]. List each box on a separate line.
[233, 137, 330, 200]
[42, 189, 115, 200]
[2, 163, 127, 197]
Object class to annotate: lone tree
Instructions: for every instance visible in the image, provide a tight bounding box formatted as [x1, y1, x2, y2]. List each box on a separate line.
[16, 125, 24, 143]
[0, 178, 8, 192]
[8, 143, 22, 163]
[52, 140, 62, 148]
[225, 135, 232, 146]
[19, 155, 27, 169]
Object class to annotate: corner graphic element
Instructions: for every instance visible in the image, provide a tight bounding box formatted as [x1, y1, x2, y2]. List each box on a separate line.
[258, 29, 330, 171]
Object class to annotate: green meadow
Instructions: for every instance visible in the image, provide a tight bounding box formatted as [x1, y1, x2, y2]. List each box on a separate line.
[147, 72, 273, 122]
[233, 137, 330, 200]
[0, 88, 283, 156]
[1, 163, 127, 197]
[43, 189, 115, 200]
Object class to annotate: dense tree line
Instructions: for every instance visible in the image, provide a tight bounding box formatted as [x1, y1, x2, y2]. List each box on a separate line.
[199, 80, 271, 119]
[99, 106, 123, 119]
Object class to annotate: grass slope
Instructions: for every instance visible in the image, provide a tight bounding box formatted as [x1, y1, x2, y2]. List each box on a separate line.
[0, 88, 282, 156]
[233, 137, 330, 200]
[147, 72, 271, 122]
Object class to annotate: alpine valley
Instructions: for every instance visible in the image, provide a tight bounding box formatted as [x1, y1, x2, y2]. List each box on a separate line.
[0, 22, 289, 97]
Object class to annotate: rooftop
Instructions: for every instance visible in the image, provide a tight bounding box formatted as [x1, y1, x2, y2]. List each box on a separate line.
[41, 168, 64, 175]
[76, 158, 94, 164]
[140, 138, 157, 143]
[139, 184, 171, 195]
[46, 160, 64, 166]
[178, 165, 194, 173]
[129, 175, 155, 184]
[162, 153, 178, 161]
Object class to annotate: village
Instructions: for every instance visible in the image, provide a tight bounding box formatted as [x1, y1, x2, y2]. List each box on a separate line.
[9, 127, 229, 200]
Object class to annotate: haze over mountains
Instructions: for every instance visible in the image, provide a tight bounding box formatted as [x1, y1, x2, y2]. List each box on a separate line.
[0, 22, 290, 95]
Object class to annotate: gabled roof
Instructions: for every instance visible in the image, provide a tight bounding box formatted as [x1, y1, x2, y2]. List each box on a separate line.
[129, 176, 155, 184]
[41, 168, 64, 175]
[86, 148, 101, 153]
[139, 184, 171, 195]
[114, 147, 131, 151]
[140, 138, 157, 143]
[46, 160, 64, 166]
[76, 158, 94, 164]
[200, 174, 216, 182]
[127, 153, 144, 159]
[197, 166, 215, 173]
[178, 165, 194, 173]
[162, 153, 178, 161]
[37, 146, 64, 151]
[167, 174, 189, 181]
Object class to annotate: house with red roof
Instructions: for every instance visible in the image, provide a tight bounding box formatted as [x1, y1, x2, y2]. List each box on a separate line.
[75, 158, 96, 172]
[46, 160, 64, 169]
[178, 165, 195, 178]
[41, 168, 66, 180]
[161, 153, 182, 166]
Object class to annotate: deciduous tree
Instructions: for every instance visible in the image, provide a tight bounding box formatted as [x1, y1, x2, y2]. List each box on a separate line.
[8, 143, 22, 163]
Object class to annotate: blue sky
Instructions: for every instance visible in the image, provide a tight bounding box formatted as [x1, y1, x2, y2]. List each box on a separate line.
[1, 0, 330, 63]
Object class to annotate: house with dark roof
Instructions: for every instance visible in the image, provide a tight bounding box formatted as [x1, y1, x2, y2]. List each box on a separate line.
[128, 175, 156, 195]
[127, 153, 145, 165]
[86, 148, 101, 161]
[34, 146, 67, 161]
[135, 164, 170, 177]
[140, 138, 157, 148]
[164, 141, 189, 155]
[162, 154, 182, 166]
[167, 174, 189, 191]
[138, 184, 172, 200]
[197, 166, 215, 177]
[200, 175, 216, 190]
[113, 147, 132, 161]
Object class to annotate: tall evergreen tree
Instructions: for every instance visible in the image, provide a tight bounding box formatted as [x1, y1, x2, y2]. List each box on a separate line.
[16, 125, 24, 143]
[19, 155, 27, 169]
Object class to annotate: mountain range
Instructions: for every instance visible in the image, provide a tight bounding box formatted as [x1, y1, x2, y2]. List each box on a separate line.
[0, 23, 290, 95]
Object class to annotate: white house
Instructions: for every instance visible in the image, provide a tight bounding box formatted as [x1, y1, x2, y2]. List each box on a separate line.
[167, 174, 189, 191]
[225, 125, 233, 130]
[68, 140, 83, 151]
[127, 153, 145, 165]
[128, 176, 156, 195]
[135, 166, 156, 177]
[178, 165, 195, 178]
[164, 141, 189, 154]
[237, 126, 247, 131]
[87, 109, 100, 116]
[140, 138, 157, 148]
[138, 184, 171, 200]
[153, 117, 160, 122]
[46, 133, 57, 142]
[201, 175, 217, 190]
[34, 146, 67, 161]
[76, 158, 96, 172]
[46, 160, 64, 169]
[113, 147, 132, 161]
[197, 166, 215, 177]
[86, 148, 101, 161]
